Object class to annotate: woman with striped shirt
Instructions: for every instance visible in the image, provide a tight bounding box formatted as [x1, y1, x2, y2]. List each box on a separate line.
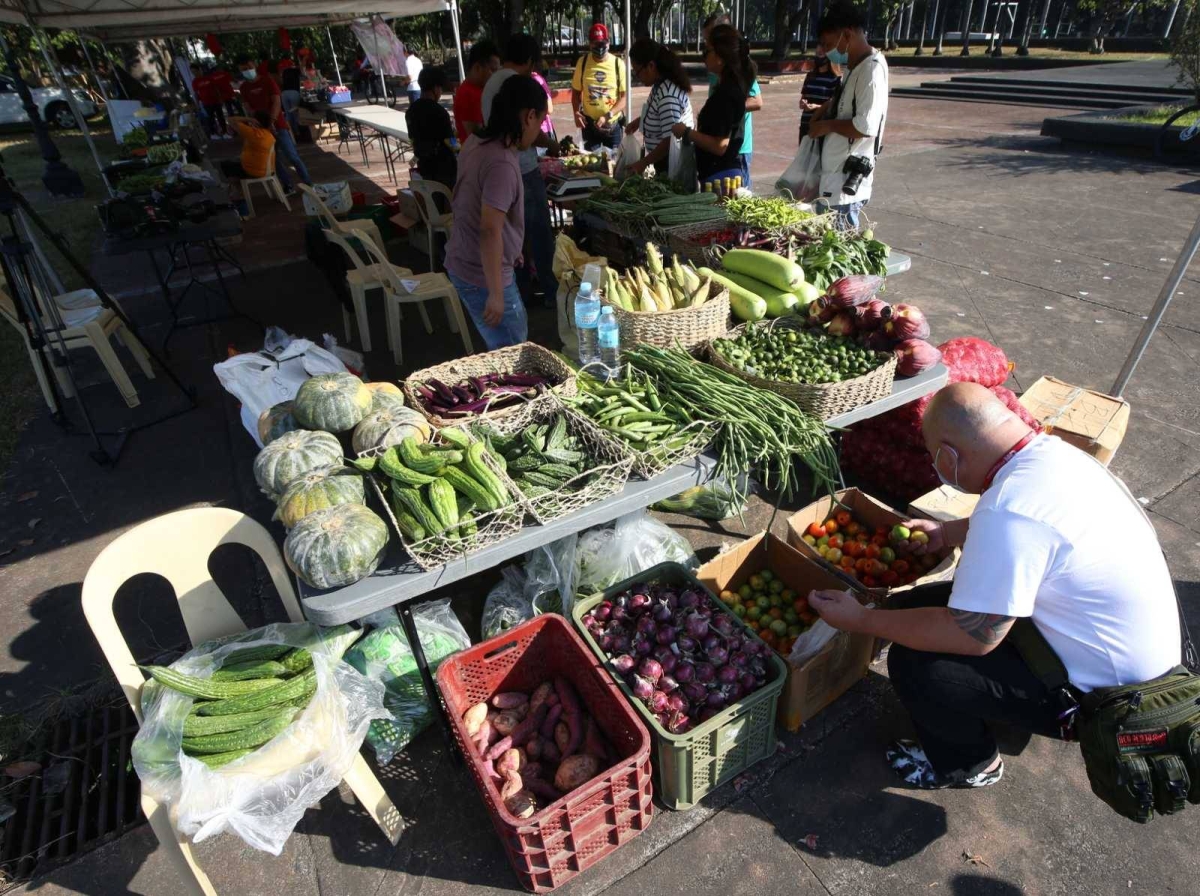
[623, 39, 694, 179]
[799, 49, 841, 142]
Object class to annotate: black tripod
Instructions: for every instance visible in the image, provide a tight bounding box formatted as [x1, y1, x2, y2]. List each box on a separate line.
[0, 163, 197, 466]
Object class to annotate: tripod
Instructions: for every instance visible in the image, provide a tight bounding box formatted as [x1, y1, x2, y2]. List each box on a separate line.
[0, 162, 197, 466]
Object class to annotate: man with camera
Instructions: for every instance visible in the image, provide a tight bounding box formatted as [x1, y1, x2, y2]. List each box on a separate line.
[806, 2, 887, 229]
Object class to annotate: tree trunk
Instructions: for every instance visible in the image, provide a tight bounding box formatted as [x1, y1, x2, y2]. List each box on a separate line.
[960, 0, 975, 54]
[1164, 0, 1183, 37]
[916, 0, 929, 53]
[591, 0, 607, 25]
[1015, 0, 1032, 55]
[933, 0, 948, 54]
[774, 0, 811, 59]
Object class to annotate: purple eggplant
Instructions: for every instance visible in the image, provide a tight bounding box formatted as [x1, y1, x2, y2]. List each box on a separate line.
[451, 385, 474, 404]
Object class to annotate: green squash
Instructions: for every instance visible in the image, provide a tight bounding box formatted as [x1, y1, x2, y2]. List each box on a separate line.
[274, 464, 365, 528]
[365, 381, 406, 412]
[284, 503, 389, 589]
[293, 373, 372, 433]
[257, 400, 301, 446]
[352, 405, 433, 455]
[253, 430, 343, 497]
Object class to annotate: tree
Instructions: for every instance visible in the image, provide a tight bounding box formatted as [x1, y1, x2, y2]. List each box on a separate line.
[1076, 0, 1137, 54]
[959, 0, 975, 55]
[772, 0, 813, 59]
[1171, 0, 1200, 100]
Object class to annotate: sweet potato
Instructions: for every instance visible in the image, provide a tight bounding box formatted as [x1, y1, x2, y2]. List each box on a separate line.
[500, 768, 523, 801]
[464, 702, 489, 737]
[511, 703, 548, 747]
[529, 682, 555, 715]
[554, 720, 571, 756]
[546, 692, 559, 706]
[492, 692, 529, 710]
[541, 741, 561, 763]
[496, 748, 523, 776]
[523, 761, 544, 780]
[505, 789, 537, 819]
[540, 703, 563, 739]
[524, 776, 562, 802]
[475, 720, 493, 747]
[583, 716, 609, 761]
[554, 755, 600, 792]
[493, 710, 522, 736]
[482, 759, 499, 780]
[525, 736, 543, 759]
[485, 735, 513, 762]
[554, 677, 584, 757]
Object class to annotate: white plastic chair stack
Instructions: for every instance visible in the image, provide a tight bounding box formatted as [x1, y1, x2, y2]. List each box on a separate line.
[323, 228, 418, 352]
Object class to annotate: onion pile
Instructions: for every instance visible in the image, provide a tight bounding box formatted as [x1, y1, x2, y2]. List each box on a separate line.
[581, 582, 773, 734]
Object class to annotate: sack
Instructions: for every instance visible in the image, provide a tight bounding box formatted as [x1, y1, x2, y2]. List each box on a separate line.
[776, 136, 821, 202]
[301, 181, 353, 217]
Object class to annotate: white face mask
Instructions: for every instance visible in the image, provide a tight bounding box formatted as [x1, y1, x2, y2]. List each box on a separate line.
[241, 69, 257, 81]
[933, 444, 960, 490]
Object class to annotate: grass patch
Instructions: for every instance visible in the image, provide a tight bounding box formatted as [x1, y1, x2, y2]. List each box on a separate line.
[1108, 105, 1200, 126]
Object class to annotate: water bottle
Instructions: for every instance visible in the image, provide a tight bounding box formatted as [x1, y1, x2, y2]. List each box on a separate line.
[597, 306, 621, 378]
[574, 282, 601, 367]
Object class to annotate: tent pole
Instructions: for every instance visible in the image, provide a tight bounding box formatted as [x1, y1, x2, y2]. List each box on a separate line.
[449, 0, 466, 81]
[327, 26, 344, 86]
[624, 0, 632, 120]
[79, 38, 110, 105]
[101, 42, 128, 99]
[1111, 211, 1200, 398]
[33, 27, 112, 196]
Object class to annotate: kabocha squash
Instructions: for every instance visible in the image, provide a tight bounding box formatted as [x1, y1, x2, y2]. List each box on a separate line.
[283, 503, 389, 589]
[293, 373, 372, 433]
[257, 400, 301, 445]
[364, 381, 406, 411]
[274, 464, 365, 528]
[253, 430, 343, 497]
[352, 405, 433, 455]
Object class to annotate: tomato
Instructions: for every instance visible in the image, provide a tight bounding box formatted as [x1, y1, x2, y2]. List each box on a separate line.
[855, 557, 871, 572]
[768, 607, 784, 621]
[801, 534, 817, 546]
[799, 607, 818, 623]
[871, 533, 889, 547]
[874, 525, 890, 537]
[760, 630, 777, 648]
[817, 535, 830, 548]
[784, 608, 799, 625]
[823, 520, 839, 535]
[880, 570, 900, 586]
[806, 522, 825, 538]
[835, 510, 852, 527]
[793, 596, 810, 613]
[863, 544, 881, 561]
[843, 540, 863, 558]
[825, 548, 843, 564]
[839, 556, 856, 571]
[879, 546, 896, 564]
[844, 522, 861, 537]
[891, 559, 910, 575]
[862, 575, 878, 588]
[827, 534, 844, 551]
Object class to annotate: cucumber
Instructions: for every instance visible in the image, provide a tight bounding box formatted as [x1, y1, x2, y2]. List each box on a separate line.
[141, 666, 285, 701]
[224, 644, 291, 665]
[279, 648, 313, 675]
[211, 660, 288, 682]
[183, 706, 289, 738]
[196, 748, 253, 768]
[183, 706, 300, 754]
[195, 668, 318, 716]
[699, 267, 767, 322]
[719, 271, 800, 318]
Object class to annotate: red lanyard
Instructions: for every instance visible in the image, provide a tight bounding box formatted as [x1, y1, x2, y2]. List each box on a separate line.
[982, 430, 1041, 491]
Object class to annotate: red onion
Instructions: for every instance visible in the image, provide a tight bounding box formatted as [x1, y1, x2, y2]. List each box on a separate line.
[749, 657, 768, 678]
[633, 635, 654, 657]
[630, 674, 654, 701]
[635, 616, 657, 636]
[682, 681, 708, 703]
[649, 690, 669, 714]
[611, 654, 637, 676]
[712, 615, 737, 637]
[611, 634, 631, 655]
[667, 712, 690, 734]
[674, 661, 695, 683]
[638, 658, 663, 684]
[629, 592, 651, 613]
[593, 601, 613, 621]
[696, 605, 713, 619]
[662, 591, 679, 611]
[717, 664, 740, 685]
[652, 646, 678, 674]
[666, 693, 687, 714]
[684, 613, 708, 639]
[730, 651, 749, 668]
[599, 634, 615, 652]
[611, 604, 628, 624]
[705, 690, 727, 709]
[699, 706, 719, 723]
[654, 711, 670, 728]
[659, 674, 679, 693]
[702, 635, 723, 655]
[694, 662, 715, 684]
[707, 644, 730, 665]
[678, 590, 702, 610]
[676, 635, 698, 654]
[652, 601, 673, 623]
[739, 671, 758, 692]
[728, 682, 745, 701]
[655, 625, 678, 645]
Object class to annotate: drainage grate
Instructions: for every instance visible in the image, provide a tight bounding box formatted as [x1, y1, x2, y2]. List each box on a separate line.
[1, 699, 144, 890]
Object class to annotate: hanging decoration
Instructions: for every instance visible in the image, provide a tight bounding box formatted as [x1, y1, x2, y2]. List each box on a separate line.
[278, 27, 292, 51]
[205, 32, 223, 56]
[349, 15, 407, 76]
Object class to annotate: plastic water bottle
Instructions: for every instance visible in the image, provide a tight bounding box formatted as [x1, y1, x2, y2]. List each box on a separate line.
[574, 282, 601, 367]
[597, 306, 621, 378]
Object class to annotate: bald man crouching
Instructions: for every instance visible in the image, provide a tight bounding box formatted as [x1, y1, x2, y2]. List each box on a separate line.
[810, 383, 1180, 789]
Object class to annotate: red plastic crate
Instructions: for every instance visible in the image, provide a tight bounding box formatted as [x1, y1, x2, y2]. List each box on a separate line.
[436, 614, 654, 892]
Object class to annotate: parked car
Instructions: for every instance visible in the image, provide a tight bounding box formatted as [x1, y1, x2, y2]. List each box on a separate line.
[0, 75, 99, 128]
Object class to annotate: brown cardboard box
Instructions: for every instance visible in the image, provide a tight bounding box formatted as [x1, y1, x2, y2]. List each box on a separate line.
[1018, 376, 1130, 466]
[697, 533, 875, 732]
[785, 488, 958, 596]
[908, 486, 980, 522]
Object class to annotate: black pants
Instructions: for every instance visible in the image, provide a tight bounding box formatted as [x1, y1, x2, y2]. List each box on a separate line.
[581, 115, 622, 151]
[203, 103, 226, 136]
[220, 159, 250, 179]
[886, 584, 1065, 777]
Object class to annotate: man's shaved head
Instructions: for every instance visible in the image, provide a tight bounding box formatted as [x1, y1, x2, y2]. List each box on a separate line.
[922, 382, 1032, 494]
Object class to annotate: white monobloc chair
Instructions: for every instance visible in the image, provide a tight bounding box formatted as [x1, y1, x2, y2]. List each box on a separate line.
[323, 228, 421, 352]
[240, 145, 290, 218]
[353, 231, 472, 367]
[408, 178, 454, 274]
[297, 183, 385, 263]
[80, 507, 403, 896]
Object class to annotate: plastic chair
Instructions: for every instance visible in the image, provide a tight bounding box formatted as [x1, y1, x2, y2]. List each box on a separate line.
[354, 231, 472, 367]
[80, 507, 403, 896]
[297, 183, 386, 262]
[241, 145, 290, 218]
[408, 178, 454, 273]
[323, 228, 420, 352]
[0, 286, 155, 410]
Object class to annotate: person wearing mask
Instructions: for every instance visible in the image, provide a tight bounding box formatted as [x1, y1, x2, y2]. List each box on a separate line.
[444, 75, 548, 350]
[571, 23, 626, 151]
[192, 64, 229, 140]
[454, 39, 501, 144]
[406, 67, 457, 188]
[799, 49, 840, 141]
[236, 55, 311, 195]
[220, 110, 277, 182]
[809, 382, 1182, 791]
[624, 39, 693, 179]
[404, 51, 424, 104]
[673, 24, 752, 190]
[481, 34, 560, 307]
[280, 66, 302, 134]
[806, 1, 888, 229]
[702, 13, 761, 187]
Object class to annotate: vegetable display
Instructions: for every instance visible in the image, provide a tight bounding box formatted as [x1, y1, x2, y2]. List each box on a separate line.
[797, 228, 890, 292]
[560, 151, 606, 171]
[118, 173, 167, 193]
[712, 325, 891, 385]
[470, 413, 599, 500]
[283, 503, 389, 589]
[798, 511, 948, 589]
[253, 429, 343, 497]
[461, 678, 616, 818]
[147, 143, 184, 164]
[293, 372, 373, 433]
[721, 196, 814, 231]
[580, 580, 774, 733]
[716, 567, 813, 656]
[122, 126, 149, 147]
[566, 368, 701, 455]
[581, 177, 727, 227]
[603, 243, 712, 312]
[411, 373, 556, 419]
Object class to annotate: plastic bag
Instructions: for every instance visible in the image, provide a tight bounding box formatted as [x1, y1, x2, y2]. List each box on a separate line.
[344, 600, 470, 765]
[776, 135, 821, 202]
[651, 474, 750, 521]
[481, 566, 534, 639]
[574, 510, 697, 596]
[614, 129, 642, 180]
[786, 618, 842, 667]
[322, 334, 365, 378]
[668, 136, 697, 191]
[524, 536, 579, 616]
[131, 623, 385, 855]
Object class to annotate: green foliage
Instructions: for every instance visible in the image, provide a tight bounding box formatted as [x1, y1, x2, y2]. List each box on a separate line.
[1171, 1, 1200, 100]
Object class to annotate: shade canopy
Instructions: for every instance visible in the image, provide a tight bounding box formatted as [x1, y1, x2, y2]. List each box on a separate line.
[0, 1, 452, 42]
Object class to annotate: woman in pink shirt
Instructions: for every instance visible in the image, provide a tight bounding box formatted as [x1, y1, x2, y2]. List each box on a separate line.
[531, 69, 555, 140]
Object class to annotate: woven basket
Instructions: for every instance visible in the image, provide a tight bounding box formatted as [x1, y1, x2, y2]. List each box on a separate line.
[659, 220, 736, 268]
[622, 418, 718, 479]
[404, 342, 577, 428]
[600, 287, 730, 352]
[706, 318, 898, 421]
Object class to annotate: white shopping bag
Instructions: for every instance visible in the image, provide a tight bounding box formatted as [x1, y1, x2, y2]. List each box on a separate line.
[776, 136, 822, 202]
[613, 130, 642, 180]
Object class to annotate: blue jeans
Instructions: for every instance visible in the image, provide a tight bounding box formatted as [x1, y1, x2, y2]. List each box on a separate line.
[447, 272, 529, 350]
[517, 168, 559, 302]
[407, 89, 421, 104]
[273, 127, 311, 191]
[739, 153, 752, 189]
[831, 200, 866, 230]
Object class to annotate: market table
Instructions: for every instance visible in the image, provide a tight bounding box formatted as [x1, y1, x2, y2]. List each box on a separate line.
[335, 105, 411, 185]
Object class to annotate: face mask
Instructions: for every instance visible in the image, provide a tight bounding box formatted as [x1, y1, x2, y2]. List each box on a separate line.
[933, 444, 960, 490]
[241, 69, 257, 81]
[826, 33, 850, 66]
[592, 44, 608, 59]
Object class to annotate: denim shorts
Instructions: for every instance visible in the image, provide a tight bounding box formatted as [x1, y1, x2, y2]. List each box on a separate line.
[446, 271, 528, 351]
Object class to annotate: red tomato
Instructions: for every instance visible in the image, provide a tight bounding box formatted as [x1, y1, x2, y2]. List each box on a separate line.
[839, 556, 856, 571]
[844, 541, 864, 558]
[827, 534, 844, 550]
[806, 522, 825, 538]
[880, 570, 900, 586]
[891, 559, 910, 575]
[862, 575, 878, 588]
[835, 510, 852, 527]
[824, 520, 839, 535]
[863, 544, 881, 561]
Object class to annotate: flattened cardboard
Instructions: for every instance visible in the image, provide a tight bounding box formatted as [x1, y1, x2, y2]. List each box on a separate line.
[908, 485, 980, 522]
[1018, 376, 1129, 466]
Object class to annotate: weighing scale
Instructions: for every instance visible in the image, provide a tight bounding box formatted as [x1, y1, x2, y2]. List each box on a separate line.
[546, 175, 603, 199]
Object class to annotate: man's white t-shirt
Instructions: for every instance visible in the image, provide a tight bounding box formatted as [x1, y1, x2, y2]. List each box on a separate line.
[949, 435, 1179, 693]
[819, 50, 887, 206]
[405, 54, 423, 87]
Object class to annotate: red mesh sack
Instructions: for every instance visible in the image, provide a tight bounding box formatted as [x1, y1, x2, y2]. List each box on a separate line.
[938, 337, 1010, 387]
[990, 385, 1040, 429]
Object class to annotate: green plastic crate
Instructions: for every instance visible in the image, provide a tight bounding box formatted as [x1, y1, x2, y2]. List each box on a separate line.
[571, 563, 787, 810]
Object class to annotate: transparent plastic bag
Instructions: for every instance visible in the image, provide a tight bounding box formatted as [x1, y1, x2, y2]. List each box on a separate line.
[776, 135, 821, 202]
[524, 535, 578, 618]
[651, 474, 751, 521]
[131, 622, 385, 855]
[787, 602, 875, 667]
[481, 566, 534, 639]
[574, 510, 697, 596]
[344, 599, 470, 765]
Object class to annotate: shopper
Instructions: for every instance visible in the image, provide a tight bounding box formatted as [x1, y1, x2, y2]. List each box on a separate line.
[221, 111, 277, 181]
[236, 54, 311, 195]
[191, 64, 229, 139]
[702, 13, 761, 187]
[805, 1, 888, 229]
[481, 34, 560, 306]
[406, 67, 458, 188]
[571, 23, 626, 151]
[454, 39, 501, 143]
[799, 49, 841, 141]
[211, 64, 239, 116]
[531, 68, 556, 141]
[672, 24, 752, 190]
[404, 51, 424, 104]
[809, 382, 1181, 791]
[280, 66, 302, 134]
[624, 39, 694, 179]
[445, 75, 548, 350]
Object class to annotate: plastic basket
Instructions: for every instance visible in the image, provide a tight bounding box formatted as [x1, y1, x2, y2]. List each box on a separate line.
[436, 615, 654, 892]
[571, 563, 787, 810]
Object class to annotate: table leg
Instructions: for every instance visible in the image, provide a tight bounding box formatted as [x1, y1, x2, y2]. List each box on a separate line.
[397, 600, 461, 764]
[358, 123, 369, 167]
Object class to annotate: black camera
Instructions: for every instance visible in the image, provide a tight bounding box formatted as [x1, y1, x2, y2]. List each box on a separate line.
[842, 154, 874, 197]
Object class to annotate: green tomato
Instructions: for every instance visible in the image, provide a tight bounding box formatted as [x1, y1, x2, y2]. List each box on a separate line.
[782, 589, 796, 603]
[784, 609, 799, 625]
[746, 605, 762, 621]
[769, 579, 785, 594]
[733, 603, 747, 618]
[756, 595, 771, 610]
[769, 619, 788, 636]
[738, 584, 754, 600]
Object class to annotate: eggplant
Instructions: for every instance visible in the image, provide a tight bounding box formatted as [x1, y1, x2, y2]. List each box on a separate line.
[428, 378, 457, 405]
[451, 385, 475, 404]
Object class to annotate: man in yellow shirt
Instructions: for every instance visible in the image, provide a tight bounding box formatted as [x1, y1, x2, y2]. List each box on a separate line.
[571, 23, 626, 151]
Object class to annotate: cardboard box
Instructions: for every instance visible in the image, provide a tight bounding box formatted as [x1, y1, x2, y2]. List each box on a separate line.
[785, 488, 958, 596]
[908, 485, 980, 522]
[1018, 376, 1130, 466]
[696, 533, 875, 732]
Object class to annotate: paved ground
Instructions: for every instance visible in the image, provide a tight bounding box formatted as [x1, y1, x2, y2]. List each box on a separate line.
[4, 77, 1200, 895]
